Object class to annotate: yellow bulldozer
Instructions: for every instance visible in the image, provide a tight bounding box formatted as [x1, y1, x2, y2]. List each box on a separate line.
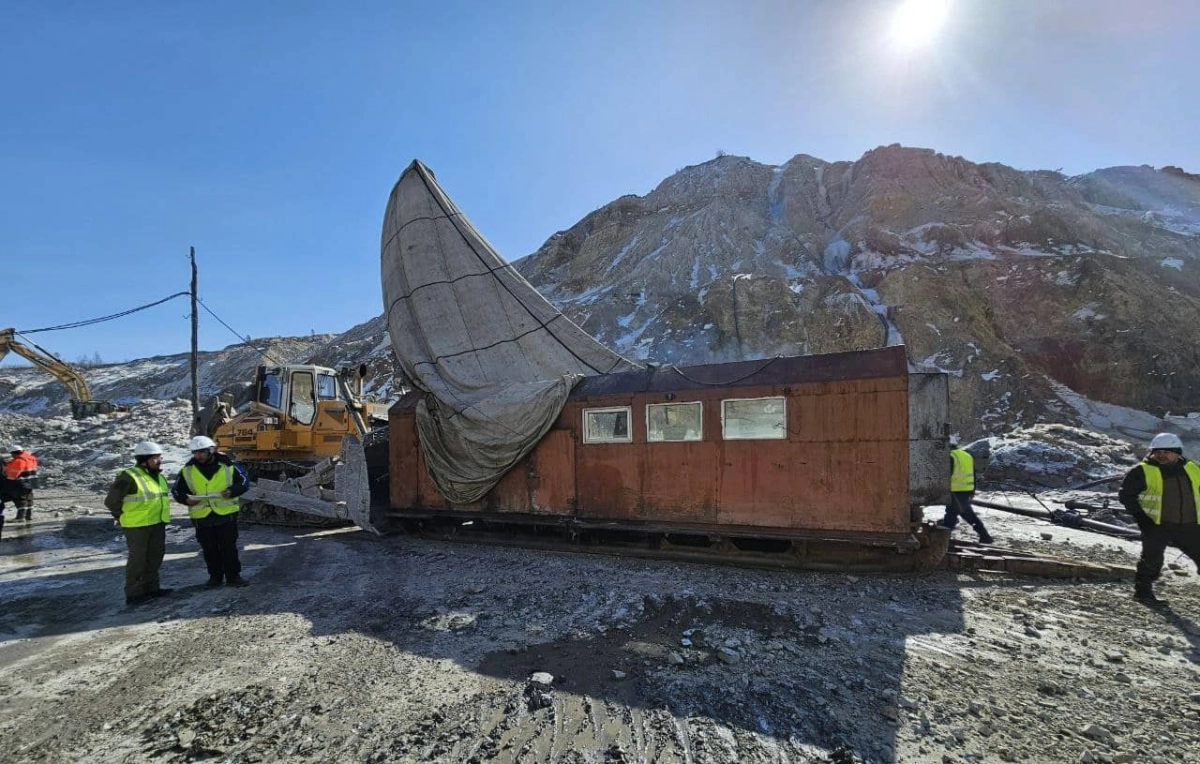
[210, 363, 390, 532]
[0, 328, 120, 419]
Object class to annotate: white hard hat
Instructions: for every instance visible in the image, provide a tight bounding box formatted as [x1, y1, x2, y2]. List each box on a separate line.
[1150, 432, 1184, 450]
[8, 444, 22, 453]
[133, 441, 164, 457]
[188, 435, 217, 451]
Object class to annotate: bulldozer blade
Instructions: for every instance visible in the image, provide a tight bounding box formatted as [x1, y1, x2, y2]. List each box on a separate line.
[335, 434, 378, 534]
[239, 435, 382, 535]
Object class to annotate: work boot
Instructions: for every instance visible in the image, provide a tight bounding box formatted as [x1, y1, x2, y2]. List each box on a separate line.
[14, 509, 26, 522]
[204, 576, 223, 588]
[125, 594, 151, 607]
[148, 588, 174, 597]
[226, 575, 250, 587]
[1135, 583, 1167, 608]
[978, 531, 995, 545]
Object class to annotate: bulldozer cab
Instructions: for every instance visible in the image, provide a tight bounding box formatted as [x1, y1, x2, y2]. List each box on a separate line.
[215, 364, 375, 461]
[256, 365, 337, 426]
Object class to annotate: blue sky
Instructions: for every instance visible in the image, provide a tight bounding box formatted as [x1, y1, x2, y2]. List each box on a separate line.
[2, 0, 1197, 364]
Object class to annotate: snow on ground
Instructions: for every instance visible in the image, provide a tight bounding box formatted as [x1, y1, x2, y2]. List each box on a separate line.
[1048, 380, 1200, 452]
[973, 423, 1140, 492]
[3, 409, 1200, 763]
[0, 400, 194, 492]
[2, 487, 1198, 764]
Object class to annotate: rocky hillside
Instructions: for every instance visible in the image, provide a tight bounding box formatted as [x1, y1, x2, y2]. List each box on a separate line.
[5, 146, 1199, 446]
[516, 146, 1200, 438]
[0, 336, 335, 416]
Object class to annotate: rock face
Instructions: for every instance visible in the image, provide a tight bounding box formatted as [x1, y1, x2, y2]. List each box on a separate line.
[516, 147, 1200, 437]
[5, 147, 1199, 442]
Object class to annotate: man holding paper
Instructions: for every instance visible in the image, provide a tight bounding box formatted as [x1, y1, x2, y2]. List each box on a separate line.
[172, 435, 251, 587]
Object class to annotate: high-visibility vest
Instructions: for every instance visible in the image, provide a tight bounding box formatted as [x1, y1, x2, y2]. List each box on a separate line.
[1138, 461, 1200, 524]
[4, 452, 36, 481]
[119, 467, 172, 528]
[181, 462, 240, 519]
[950, 448, 975, 492]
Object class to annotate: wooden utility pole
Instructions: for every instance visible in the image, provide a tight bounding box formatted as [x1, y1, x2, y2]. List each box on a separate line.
[190, 246, 200, 435]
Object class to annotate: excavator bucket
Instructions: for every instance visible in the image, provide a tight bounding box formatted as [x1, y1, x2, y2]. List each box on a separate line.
[238, 435, 383, 535]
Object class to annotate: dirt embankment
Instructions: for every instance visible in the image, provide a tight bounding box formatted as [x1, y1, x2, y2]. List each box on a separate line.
[1, 490, 1199, 764]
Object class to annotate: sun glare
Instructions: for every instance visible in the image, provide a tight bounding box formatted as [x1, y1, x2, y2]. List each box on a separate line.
[889, 0, 953, 52]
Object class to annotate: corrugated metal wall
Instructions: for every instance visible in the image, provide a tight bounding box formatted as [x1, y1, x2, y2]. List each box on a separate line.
[390, 363, 932, 537]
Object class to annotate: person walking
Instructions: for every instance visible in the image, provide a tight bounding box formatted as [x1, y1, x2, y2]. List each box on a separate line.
[941, 440, 994, 544]
[171, 435, 250, 587]
[1118, 432, 1200, 606]
[4, 445, 39, 521]
[104, 441, 174, 607]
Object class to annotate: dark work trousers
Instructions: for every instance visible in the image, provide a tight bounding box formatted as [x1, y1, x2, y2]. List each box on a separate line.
[124, 523, 167, 600]
[196, 519, 242, 581]
[943, 491, 992, 540]
[1136, 523, 1200, 585]
[14, 488, 33, 520]
[0, 481, 30, 516]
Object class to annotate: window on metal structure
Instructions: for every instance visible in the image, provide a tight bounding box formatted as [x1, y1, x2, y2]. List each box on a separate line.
[582, 406, 632, 444]
[259, 371, 283, 409]
[317, 373, 338, 400]
[721, 396, 786, 440]
[289, 371, 317, 425]
[646, 401, 703, 442]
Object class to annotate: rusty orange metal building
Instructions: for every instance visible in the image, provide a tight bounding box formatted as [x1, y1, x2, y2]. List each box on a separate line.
[388, 345, 948, 546]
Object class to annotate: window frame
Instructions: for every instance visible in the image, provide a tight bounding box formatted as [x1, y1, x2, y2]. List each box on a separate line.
[720, 396, 787, 441]
[259, 372, 284, 410]
[316, 373, 339, 400]
[645, 401, 704, 443]
[581, 406, 634, 444]
[288, 370, 317, 425]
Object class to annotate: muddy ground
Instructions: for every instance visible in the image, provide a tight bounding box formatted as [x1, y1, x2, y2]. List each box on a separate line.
[2, 489, 1199, 764]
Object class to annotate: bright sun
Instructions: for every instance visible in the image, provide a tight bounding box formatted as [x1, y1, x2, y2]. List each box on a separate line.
[889, 0, 953, 52]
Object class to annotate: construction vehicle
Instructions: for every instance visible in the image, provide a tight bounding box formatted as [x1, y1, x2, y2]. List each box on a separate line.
[0, 328, 119, 419]
[211, 363, 390, 531]
[220, 161, 956, 572]
[211, 161, 1132, 578]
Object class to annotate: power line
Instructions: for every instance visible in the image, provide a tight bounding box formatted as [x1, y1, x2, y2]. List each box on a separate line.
[13, 283, 290, 368]
[196, 298, 285, 365]
[17, 292, 190, 333]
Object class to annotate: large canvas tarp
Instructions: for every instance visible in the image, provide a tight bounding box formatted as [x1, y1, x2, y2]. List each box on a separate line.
[381, 160, 641, 503]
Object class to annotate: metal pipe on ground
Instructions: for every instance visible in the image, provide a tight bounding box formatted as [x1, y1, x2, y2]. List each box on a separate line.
[973, 498, 1141, 540]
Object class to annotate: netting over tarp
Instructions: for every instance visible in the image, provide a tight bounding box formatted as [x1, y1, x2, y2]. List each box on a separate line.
[381, 160, 641, 503]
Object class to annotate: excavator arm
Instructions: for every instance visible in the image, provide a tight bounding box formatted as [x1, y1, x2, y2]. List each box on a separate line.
[0, 328, 104, 416]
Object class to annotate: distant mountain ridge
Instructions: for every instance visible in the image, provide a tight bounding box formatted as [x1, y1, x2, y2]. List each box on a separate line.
[4, 145, 1199, 445]
[515, 146, 1200, 437]
[0, 336, 334, 416]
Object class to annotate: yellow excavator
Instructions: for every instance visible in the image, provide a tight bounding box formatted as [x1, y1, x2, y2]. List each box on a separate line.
[0, 328, 119, 419]
[210, 363, 390, 531]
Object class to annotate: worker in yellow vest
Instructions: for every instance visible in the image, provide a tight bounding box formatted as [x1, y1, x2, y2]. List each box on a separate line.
[1118, 432, 1200, 607]
[104, 441, 174, 607]
[171, 435, 251, 587]
[940, 439, 994, 545]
